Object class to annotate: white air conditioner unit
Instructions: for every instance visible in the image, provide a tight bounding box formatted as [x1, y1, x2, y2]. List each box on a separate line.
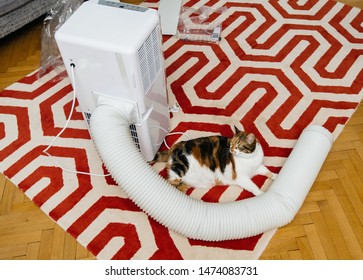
[55, 0, 170, 161]
[53, 0, 335, 242]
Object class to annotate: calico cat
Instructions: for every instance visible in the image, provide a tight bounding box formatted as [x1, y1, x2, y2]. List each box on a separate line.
[153, 126, 277, 196]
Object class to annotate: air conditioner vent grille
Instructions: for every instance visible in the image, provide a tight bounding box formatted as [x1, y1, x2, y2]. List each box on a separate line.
[130, 124, 141, 152]
[138, 27, 162, 94]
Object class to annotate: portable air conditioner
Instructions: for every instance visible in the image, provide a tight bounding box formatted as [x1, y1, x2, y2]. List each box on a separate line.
[55, 0, 170, 161]
[53, 0, 334, 242]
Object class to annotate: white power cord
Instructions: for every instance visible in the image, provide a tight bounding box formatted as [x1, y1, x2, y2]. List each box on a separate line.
[43, 64, 188, 174]
[168, 103, 180, 113]
[43, 64, 110, 177]
[153, 125, 191, 149]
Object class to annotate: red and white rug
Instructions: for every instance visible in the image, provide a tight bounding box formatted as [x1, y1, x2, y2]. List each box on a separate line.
[1, 0, 362, 259]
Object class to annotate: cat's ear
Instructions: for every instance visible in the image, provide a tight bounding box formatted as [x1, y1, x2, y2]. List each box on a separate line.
[246, 133, 256, 144]
[234, 126, 241, 134]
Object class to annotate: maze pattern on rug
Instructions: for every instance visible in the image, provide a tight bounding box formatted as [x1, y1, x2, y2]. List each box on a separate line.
[0, 0, 362, 259]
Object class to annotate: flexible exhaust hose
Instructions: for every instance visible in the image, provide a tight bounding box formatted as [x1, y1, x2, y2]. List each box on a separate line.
[90, 103, 333, 241]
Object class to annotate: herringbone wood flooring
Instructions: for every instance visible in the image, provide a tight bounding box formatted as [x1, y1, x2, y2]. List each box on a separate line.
[0, 17, 95, 259]
[0, 0, 362, 260]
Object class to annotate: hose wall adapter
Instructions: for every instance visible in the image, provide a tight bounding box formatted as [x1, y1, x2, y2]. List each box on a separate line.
[90, 103, 333, 241]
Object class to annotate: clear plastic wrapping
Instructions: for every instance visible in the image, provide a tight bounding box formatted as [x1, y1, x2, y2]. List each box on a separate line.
[176, 6, 227, 44]
[38, 0, 83, 79]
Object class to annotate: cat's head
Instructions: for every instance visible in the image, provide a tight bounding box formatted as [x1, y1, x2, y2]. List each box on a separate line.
[229, 126, 257, 156]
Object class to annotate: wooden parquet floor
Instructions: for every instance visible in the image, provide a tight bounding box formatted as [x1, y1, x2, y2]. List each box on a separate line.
[0, 0, 362, 260]
[260, 102, 363, 260]
[0, 18, 95, 259]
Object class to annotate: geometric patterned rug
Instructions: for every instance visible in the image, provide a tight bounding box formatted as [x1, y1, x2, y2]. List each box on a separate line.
[0, 0, 362, 259]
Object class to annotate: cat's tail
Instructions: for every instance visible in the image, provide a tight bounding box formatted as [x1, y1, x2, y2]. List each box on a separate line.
[150, 150, 170, 163]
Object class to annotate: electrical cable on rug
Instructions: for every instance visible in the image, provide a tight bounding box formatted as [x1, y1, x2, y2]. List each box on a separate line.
[43, 63, 188, 176]
[53, 1, 335, 241]
[42, 63, 111, 177]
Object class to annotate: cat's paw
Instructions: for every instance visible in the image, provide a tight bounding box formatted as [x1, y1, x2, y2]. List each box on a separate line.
[177, 184, 189, 193]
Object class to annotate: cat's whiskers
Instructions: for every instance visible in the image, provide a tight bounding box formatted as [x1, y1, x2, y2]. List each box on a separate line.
[153, 128, 274, 196]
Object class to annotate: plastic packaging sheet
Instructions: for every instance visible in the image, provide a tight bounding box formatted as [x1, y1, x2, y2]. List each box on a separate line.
[38, 0, 83, 79]
[176, 6, 227, 44]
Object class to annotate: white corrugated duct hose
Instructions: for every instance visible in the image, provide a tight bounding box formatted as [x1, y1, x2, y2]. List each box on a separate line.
[90, 101, 333, 241]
